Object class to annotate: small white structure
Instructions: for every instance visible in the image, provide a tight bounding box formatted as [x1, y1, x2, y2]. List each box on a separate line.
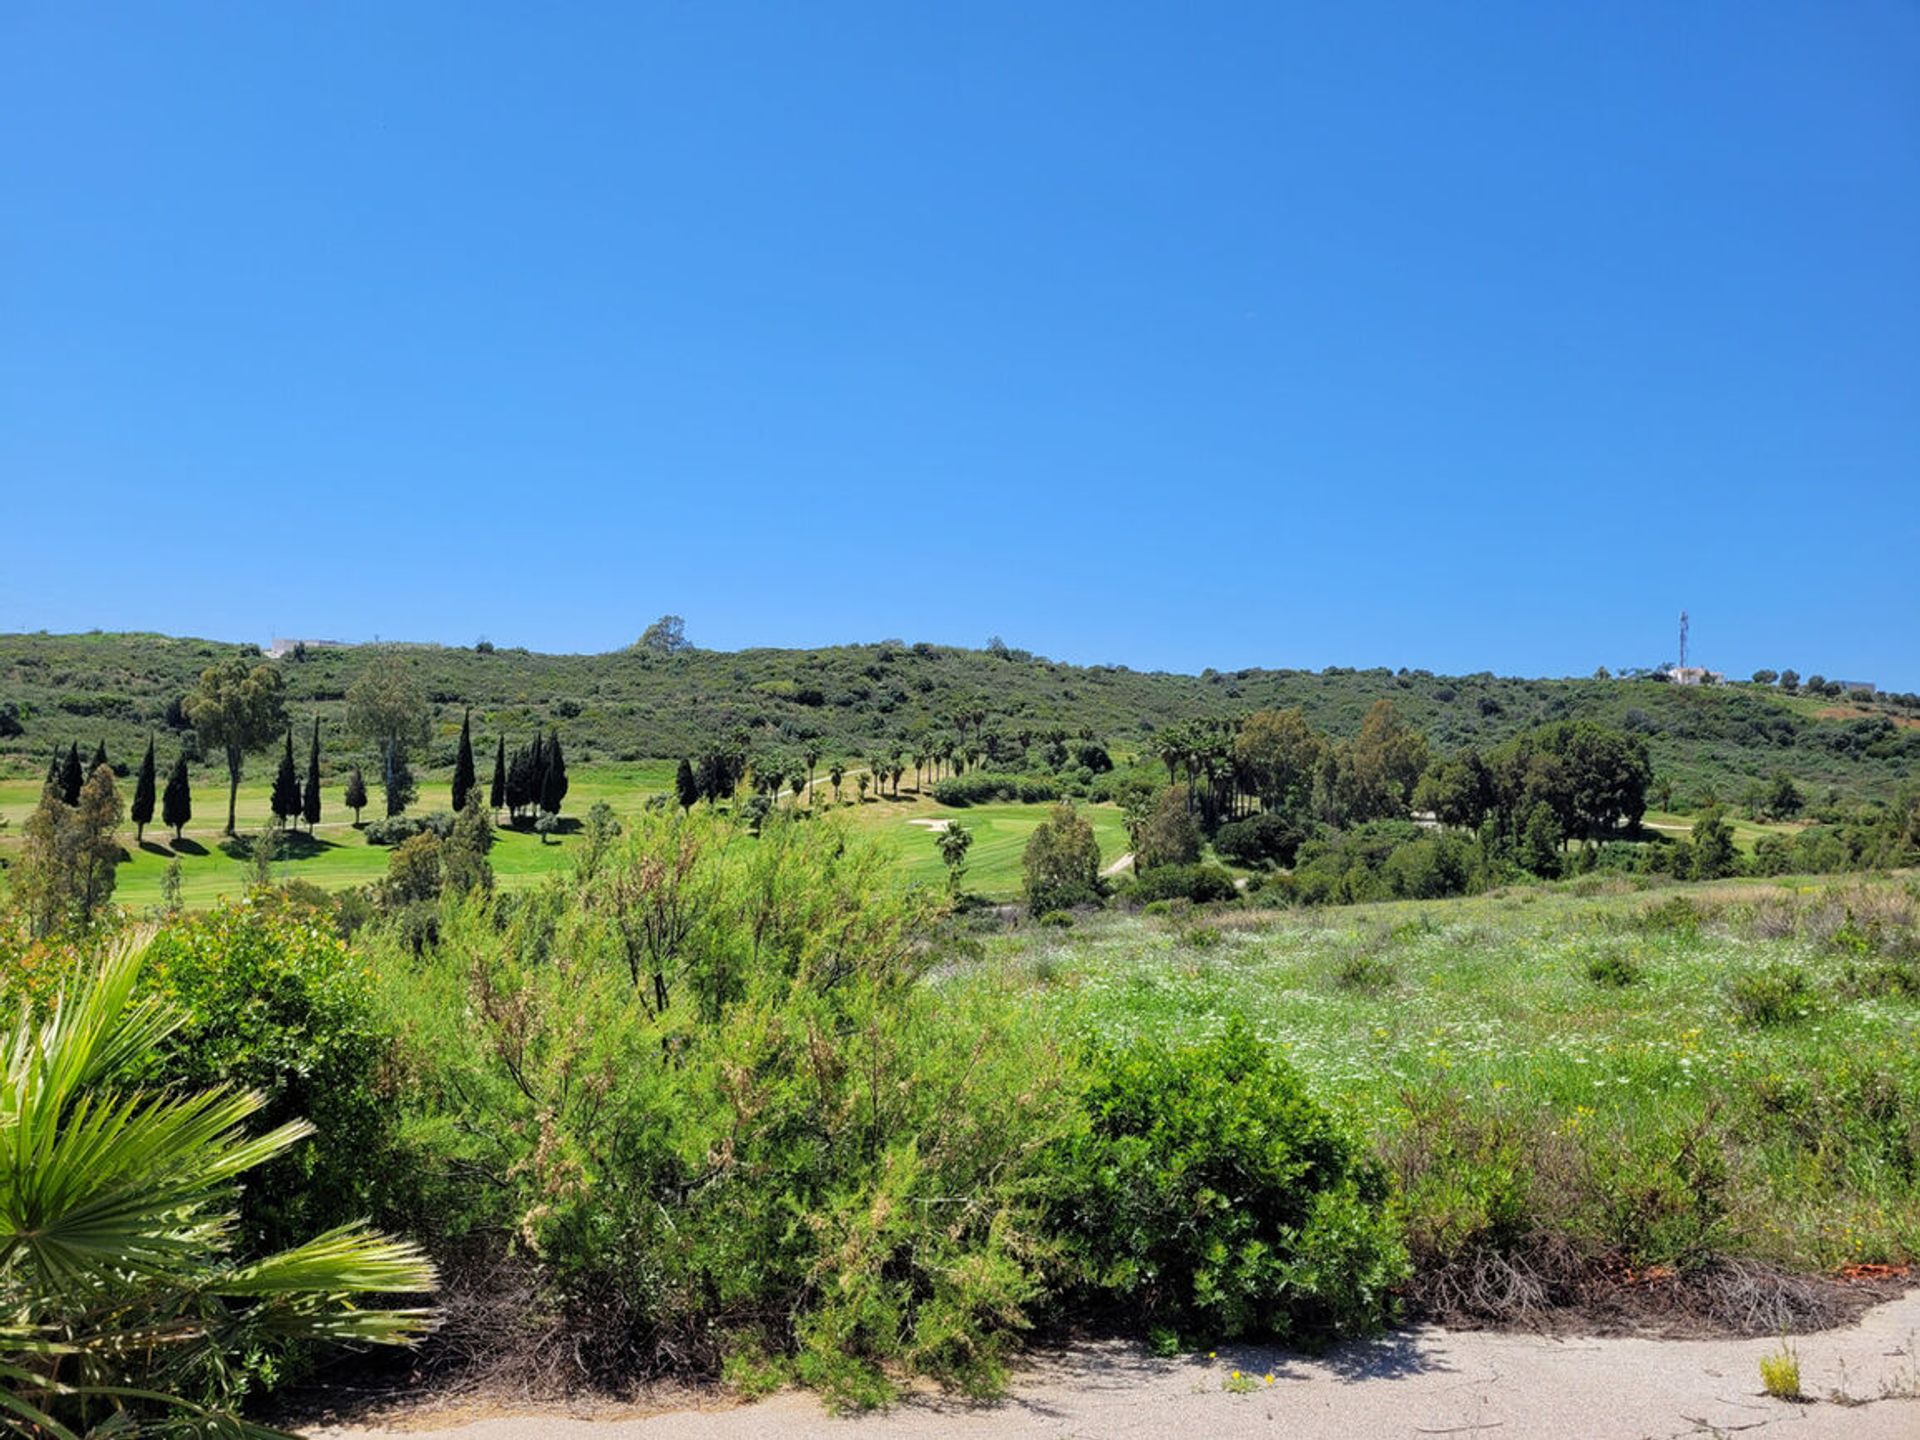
[1667, 666, 1724, 686]
[267, 638, 353, 659]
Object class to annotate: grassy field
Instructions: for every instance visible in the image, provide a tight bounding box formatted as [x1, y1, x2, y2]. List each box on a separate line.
[970, 873, 1920, 1274]
[1642, 809, 1807, 854]
[0, 765, 1129, 911]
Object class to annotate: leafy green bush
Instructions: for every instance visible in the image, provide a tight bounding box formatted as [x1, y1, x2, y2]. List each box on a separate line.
[1584, 950, 1643, 987]
[932, 772, 1060, 806]
[1054, 1020, 1406, 1344]
[363, 810, 454, 846]
[1131, 863, 1239, 904]
[1213, 811, 1306, 869]
[391, 812, 1082, 1408]
[1728, 964, 1815, 1027]
[139, 905, 405, 1252]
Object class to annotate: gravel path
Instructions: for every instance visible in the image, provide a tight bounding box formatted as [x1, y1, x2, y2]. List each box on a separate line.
[317, 1289, 1919, 1440]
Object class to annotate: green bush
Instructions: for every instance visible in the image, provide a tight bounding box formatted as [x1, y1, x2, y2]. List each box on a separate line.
[1054, 1020, 1406, 1344]
[1132, 863, 1239, 904]
[139, 905, 404, 1253]
[1212, 811, 1305, 869]
[1728, 964, 1815, 1027]
[363, 811, 454, 846]
[1584, 951, 1643, 987]
[391, 813, 1082, 1408]
[932, 772, 1060, 807]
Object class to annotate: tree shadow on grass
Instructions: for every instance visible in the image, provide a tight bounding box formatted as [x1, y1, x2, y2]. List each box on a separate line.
[171, 838, 209, 856]
[219, 830, 340, 863]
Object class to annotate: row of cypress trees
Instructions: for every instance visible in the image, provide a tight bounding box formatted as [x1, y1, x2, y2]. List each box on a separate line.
[48, 710, 568, 847]
[46, 737, 194, 842]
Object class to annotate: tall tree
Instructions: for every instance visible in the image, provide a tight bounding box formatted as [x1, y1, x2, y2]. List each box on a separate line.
[344, 766, 369, 824]
[270, 727, 302, 829]
[490, 734, 507, 816]
[90, 740, 109, 776]
[60, 742, 84, 806]
[936, 819, 974, 892]
[675, 756, 699, 813]
[452, 708, 476, 813]
[303, 717, 323, 830]
[540, 732, 569, 816]
[636, 614, 688, 654]
[130, 734, 157, 843]
[1346, 700, 1430, 822]
[15, 765, 124, 936]
[345, 650, 429, 819]
[185, 657, 288, 835]
[162, 754, 192, 840]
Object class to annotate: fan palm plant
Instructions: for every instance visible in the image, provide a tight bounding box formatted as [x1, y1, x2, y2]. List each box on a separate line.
[1, 942, 437, 1438]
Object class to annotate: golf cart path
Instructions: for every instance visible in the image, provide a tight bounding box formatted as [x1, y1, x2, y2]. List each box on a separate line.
[319, 1288, 1919, 1440]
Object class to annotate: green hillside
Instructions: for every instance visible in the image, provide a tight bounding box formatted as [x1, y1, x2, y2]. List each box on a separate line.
[2, 630, 1915, 804]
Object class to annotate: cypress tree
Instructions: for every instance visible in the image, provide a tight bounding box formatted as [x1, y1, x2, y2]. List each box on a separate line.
[540, 733, 569, 816]
[90, 740, 109, 776]
[490, 734, 506, 815]
[270, 727, 301, 829]
[131, 734, 157, 842]
[60, 743, 84, 805]
[46, 750, 60, 792]
[344, 766, 369, 824]
[529, 729, 547, 814]
[303, 717, 323, 829]
[162, 754, 192, 840]
[452, 708, 476, 813]
[675, 756, 698, 813]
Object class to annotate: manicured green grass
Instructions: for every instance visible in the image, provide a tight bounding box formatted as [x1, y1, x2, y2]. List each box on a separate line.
[976, 874, 1920, 1270]
[834, 793, 1130, 898]
[1643, 809, 1806, 855]
[1, 764, 1122, 911]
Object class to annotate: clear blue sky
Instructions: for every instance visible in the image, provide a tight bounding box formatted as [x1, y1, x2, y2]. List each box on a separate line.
[3, 3, 1915, 686]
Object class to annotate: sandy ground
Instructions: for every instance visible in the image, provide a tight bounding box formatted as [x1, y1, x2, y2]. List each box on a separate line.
[317, 1289, 1920, 1440]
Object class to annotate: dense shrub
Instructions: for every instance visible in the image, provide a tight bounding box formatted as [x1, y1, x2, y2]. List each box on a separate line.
[1131, 863, 1240, 905]
[932, 771, 1060, 806]
[1213, 811, 1305, 869]
[363, 810, 454, 846]
[384, 814, 1405, 1403]
[138, 906, 405, 1253]
[1022, 803, 1103, 913]
[391, 814, 1081, 1406]
[1728, 964, 1815, 1027]
[1055, 1021, 1405, 1343]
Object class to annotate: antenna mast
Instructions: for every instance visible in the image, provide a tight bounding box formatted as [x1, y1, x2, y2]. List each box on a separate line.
[1678, 611, 1689, 672]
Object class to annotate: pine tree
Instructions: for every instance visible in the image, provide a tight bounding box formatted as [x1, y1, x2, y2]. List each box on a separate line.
[675, 756, 699, 812]
[303, 717, 322, 829]
[131, 734, 157, 843]
[162, 755, 192, 840]
[452, 708, 476, 813]
[61, 743, 84, 805]
[540, 733, 569, 816]
[344, 766, 369, 824]
[46, 750, 60, 790]
[270, 727, 301, 829]
[490, 735, 506, 815]
[90, 740, 109, 776]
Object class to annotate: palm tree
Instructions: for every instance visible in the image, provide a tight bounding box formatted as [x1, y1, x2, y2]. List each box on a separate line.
[1, 945, 437, 1437]
[828, 762, 845, 806]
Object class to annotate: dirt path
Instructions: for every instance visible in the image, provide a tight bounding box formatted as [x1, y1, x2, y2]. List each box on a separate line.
[1101, 851, 1133, 877]
[316, 1290, 1919, 1440]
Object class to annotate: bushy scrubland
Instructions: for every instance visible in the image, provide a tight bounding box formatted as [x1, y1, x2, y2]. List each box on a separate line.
[4, 818, 1915, 1415]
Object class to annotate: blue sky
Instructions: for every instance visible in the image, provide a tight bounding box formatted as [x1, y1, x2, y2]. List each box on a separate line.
[3, 3, 1915, 686]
